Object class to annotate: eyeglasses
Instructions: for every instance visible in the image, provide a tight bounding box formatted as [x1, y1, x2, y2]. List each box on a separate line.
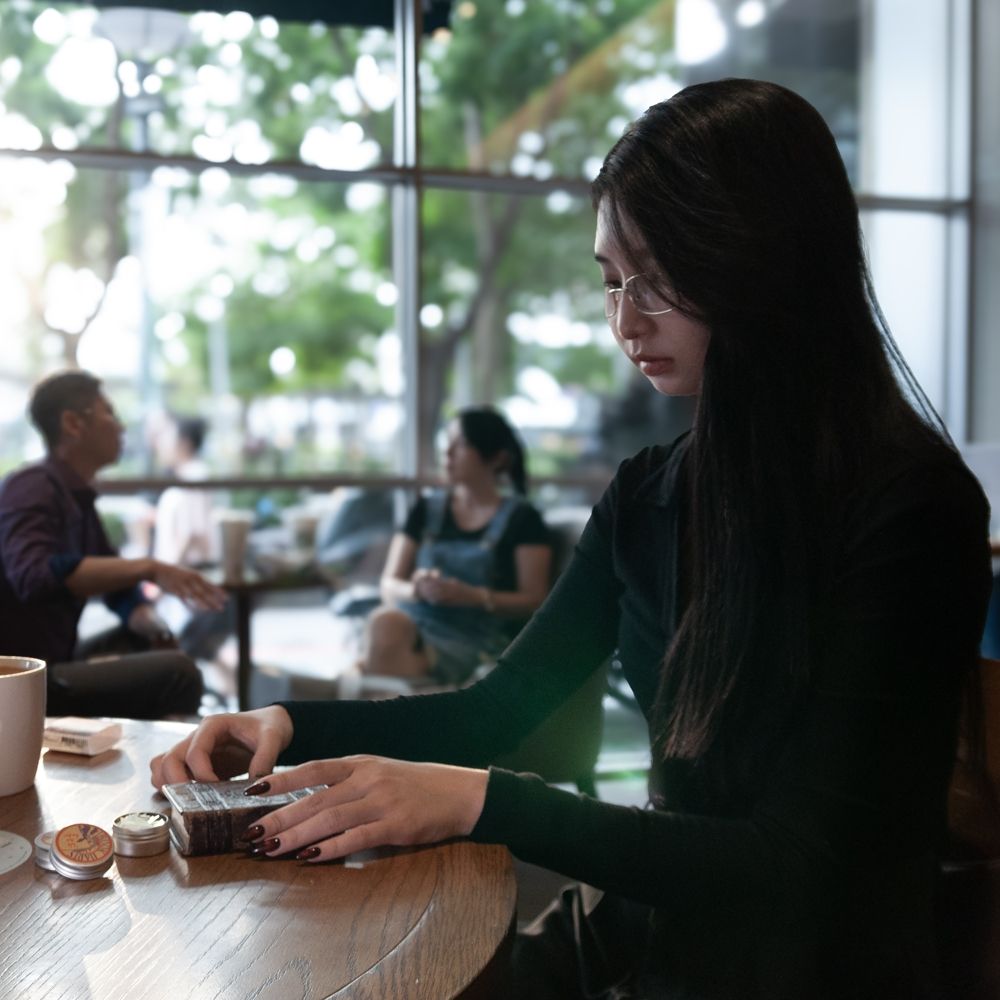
[604, 272, 675, 321]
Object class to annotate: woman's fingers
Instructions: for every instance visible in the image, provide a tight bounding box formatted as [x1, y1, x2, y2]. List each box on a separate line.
[150, 744, 192, 787]
[242, 767, 375, 857]
[305, 822, 388, 861]
[242, 756, 488, 863]
[150, 707, 293, 789]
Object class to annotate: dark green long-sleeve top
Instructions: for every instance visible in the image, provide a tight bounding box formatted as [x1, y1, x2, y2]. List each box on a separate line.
[279, 435, 991, 998]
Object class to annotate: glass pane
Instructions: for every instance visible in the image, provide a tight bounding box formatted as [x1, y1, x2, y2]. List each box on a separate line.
[0, 157, 402, 476]
[861, 0, 969, 198]
[420, 1, 681, 179]
[421, 0, 862, 183]
[0, 3, 395, 169]
[862, 210, 947, 413]
[419, 188, 694, 481]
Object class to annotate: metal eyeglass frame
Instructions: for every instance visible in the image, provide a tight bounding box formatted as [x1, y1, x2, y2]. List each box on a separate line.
[604, 272, 676, 321]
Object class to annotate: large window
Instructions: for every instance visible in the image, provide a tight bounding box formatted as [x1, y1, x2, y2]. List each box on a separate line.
[0, 0, 977, 495]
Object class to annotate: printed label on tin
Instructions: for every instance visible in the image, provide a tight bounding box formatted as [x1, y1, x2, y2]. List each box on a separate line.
[54, 824, 113, 865]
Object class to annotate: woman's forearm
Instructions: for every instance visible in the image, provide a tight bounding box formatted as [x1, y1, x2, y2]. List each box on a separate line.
[475, 585, 546, 618]
[380, 575, 418, 605]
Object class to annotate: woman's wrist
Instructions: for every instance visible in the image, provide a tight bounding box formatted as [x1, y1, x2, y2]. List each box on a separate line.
[479, 586, 495, 612]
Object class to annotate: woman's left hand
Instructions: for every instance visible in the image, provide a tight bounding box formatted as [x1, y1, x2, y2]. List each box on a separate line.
[417, 574, 480, 606]
[241, 756, 489, 862]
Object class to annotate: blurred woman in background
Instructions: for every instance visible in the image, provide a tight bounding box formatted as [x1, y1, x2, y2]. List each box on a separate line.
[361, 406, 552, 684]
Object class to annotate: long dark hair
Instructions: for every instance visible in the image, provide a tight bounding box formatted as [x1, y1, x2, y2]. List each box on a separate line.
[456, 406, 529, 495]
[592, 79, 954, 785]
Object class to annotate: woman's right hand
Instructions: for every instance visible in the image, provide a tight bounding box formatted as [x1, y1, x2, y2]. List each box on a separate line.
[150, 706, 294, 789]
[411, 567, 440, 601]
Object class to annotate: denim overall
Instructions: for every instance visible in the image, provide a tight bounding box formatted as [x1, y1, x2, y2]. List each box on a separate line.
[399, 491, 520, 684]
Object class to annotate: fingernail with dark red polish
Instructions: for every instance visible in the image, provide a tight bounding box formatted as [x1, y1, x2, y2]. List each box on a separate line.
[244, 780, 271, 796]
[245, 837, 279, 857]
[240, 824, 264, 842]
[296, 846, 321, 861]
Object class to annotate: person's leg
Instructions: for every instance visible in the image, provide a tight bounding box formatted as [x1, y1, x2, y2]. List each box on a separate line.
[75, 624, 148, 660]
[47, 651, 203, 719]
[359, 607, 433, 678]
[178, 605, 237, 661]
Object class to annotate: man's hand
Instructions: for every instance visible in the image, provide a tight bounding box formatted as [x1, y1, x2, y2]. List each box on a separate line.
[148, 560, 228, 611]
[239, 756, 489, 862]
[150, 706, 294, 788]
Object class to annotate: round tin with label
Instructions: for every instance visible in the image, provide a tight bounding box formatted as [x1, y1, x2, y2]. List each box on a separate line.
[112, 812, 169, 857]
[50, 823, 114, 880]
[34, 830, 56, 871]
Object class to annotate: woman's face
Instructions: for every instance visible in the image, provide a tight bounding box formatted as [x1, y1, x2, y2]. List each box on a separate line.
[442, 421, 494, 485]
[594, 201, 710, 397]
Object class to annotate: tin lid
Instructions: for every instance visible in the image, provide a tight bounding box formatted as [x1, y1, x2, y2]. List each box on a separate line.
[50, 823, 114, 880]
[112, 812, 169, 842]
[112, 812, 169, 855]
[34, 830, 56, 871]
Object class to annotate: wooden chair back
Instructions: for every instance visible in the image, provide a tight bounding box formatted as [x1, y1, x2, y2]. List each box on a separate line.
[947, 657, 1000, 860]
[939, 657, 1000, 999]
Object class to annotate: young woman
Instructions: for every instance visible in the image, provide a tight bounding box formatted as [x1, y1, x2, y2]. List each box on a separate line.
[362, 406, 552, 684]
[151, 79, 991, 998]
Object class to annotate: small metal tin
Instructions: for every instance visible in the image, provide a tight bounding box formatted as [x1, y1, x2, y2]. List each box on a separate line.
[50, 823, 114, 880]
[34, 830, 56, 871]
[112, 812, 169, 857]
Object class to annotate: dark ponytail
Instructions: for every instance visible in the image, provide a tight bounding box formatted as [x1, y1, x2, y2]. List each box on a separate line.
[457, 406, 528, 495]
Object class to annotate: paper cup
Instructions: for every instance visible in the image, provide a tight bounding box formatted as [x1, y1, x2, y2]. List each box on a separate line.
[0, 656, 46, 796]
[214, 510, 253, 582]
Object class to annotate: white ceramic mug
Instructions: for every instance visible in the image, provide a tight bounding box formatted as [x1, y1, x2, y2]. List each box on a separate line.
[0, 656, 46, 797]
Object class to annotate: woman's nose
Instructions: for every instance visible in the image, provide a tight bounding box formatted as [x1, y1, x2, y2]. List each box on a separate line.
[615, 296, 645, 340]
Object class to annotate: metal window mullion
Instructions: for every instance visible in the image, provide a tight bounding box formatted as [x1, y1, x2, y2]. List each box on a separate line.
[393, 0, 421, 479]
[945, 0, 973, 442]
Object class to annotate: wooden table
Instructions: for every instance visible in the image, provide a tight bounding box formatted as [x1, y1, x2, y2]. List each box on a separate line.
[210, 566, 330, 710]
[0, 720, 517, 1000]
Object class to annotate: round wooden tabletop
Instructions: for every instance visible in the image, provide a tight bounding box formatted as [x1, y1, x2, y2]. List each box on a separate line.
[0, 720, 516, 1000]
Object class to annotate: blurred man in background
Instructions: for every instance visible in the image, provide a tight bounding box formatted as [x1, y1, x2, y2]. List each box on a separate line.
[0, 370, 227, 718]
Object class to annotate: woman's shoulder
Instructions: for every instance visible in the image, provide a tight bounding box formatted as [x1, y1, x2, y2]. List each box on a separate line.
[502, 496, 549, 541]
[869, 438, 985, 507]
[848, 437, 989, 544]
[402, 492, 434, 537]
[611, 432, 692, 497]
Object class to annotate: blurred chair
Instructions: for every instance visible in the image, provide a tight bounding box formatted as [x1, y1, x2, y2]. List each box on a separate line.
[316, 487, 408, 592]
[938, 657, 1000, 998]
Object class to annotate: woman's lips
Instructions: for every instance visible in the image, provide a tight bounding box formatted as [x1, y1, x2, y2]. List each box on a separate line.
[636, 357, 674, 376]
